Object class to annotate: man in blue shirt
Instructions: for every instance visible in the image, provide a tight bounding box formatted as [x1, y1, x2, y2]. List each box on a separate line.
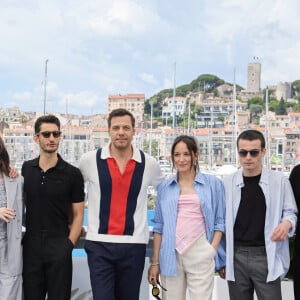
[222, 129, 297, 300]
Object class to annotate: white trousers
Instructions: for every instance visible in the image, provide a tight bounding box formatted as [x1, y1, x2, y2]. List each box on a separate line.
[161, 235, 215, 300]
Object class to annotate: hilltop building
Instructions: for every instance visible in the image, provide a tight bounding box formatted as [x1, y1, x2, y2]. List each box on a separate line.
[276, 82, 292, 101]
[195, 98, 247, 128]
[217, 84, 234, 98]
[247, 62, 261, 92]
[161, 96, 186, 120]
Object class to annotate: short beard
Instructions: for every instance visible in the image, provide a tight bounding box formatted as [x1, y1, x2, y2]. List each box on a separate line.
[41, 146, 58, 154]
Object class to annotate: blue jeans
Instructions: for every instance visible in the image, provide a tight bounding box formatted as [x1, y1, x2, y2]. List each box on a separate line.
[85, 240, 146, 300]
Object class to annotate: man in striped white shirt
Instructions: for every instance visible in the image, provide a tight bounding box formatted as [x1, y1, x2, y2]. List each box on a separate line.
[79, 108, 164, 300]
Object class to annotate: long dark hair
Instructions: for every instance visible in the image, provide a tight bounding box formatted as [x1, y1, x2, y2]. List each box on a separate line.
[0, 136, 10, 176]
[171, 135, 199, 172]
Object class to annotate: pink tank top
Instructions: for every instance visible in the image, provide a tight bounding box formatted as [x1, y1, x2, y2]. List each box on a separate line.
[175, 193, 206, 254]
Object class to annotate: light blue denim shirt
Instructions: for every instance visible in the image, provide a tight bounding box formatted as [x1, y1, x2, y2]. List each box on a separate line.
[153, 171, 226, 276]
[223, 167, 298, 282]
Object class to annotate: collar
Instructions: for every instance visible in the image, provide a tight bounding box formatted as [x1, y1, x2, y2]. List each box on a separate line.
[235, 167, 269, 186]
[168, 171, 206, 186]
[31, 154, 65, 170]
[101, 143, 142, 163]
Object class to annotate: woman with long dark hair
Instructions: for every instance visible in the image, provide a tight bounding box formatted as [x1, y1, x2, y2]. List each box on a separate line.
[0, 136, 23, 299]
[148, 135, 225, 300]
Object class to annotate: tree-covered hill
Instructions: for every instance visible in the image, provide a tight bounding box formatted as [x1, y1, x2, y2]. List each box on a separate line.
[144, 75, 300, 120]
[144, 74, 243, 117]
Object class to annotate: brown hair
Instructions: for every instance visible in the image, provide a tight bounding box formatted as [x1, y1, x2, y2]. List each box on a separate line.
[34, 114, 61, 135]
[237, 129, 266, 149]
[171, 135, 199, 172]
[107, 109, 135, 128]
[0, 136, 10, 176]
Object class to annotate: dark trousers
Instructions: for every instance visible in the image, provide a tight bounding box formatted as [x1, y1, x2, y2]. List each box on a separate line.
[85, 240, 146, 300]
[228, 246, 282, 300]
[293, 236, 300, 300]
[22, 233, 74, 300]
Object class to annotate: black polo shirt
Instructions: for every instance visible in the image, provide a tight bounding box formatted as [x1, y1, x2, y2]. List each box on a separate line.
[22, 154, 85, 235]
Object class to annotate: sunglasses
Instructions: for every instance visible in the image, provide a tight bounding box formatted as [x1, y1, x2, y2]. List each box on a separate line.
[37, 131, 62, 138]
[151, 282, 167, 300]
[238, 149, 261, 157]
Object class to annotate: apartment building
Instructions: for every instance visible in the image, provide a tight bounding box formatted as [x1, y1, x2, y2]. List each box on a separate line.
[285, 128, 300, 168]
[161, 96, 187, 119]
[195, 127, 236, 166]
[60, 126, 94, 166]
[289, 112, 300, 122]
[0, 107, 24, 123]
[3, 127, 37, 170]
[108, 94, 145, 121]
[91, 126, 109, 149]
[195, 100, 247, 128]
[3, 124, 94, 169]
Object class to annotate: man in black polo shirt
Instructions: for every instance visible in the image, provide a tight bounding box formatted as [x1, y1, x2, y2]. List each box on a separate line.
[22, 115, 85, 300]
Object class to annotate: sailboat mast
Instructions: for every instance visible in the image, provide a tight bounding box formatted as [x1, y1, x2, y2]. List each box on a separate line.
[149, 101, 153, 156]
[233, 68, 238, 167]
[43, 59, 49, 115]
[187, 96, 191, 135]
[265, 87, 270, 169]
[172, 62, 176, 138]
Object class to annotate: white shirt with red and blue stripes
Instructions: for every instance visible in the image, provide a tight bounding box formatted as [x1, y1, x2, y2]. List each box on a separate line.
[79, 144, 164, 244]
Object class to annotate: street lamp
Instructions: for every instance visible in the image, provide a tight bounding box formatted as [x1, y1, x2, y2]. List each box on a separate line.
[149, 101, 153, 156]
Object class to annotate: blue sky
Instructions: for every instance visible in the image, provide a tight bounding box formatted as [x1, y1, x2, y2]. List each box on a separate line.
[1, 0, 300, 115]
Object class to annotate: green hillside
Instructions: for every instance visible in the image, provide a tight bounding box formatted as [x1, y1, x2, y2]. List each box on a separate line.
[144, 74, 243, 118]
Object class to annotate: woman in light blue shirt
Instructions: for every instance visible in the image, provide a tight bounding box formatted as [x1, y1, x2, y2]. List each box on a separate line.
[148, 135, 225, 300]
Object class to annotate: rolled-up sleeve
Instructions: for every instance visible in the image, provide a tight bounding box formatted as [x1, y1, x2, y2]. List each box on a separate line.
[152, 184, 164, 234]
[213, 178, 226, 233]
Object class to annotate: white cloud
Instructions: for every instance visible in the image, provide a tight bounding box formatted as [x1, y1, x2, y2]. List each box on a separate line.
[12, 91, 32, 101]
[0, 0, 300, 115]
[61, 91, 104, 115]
[138, 73, 159, 86]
